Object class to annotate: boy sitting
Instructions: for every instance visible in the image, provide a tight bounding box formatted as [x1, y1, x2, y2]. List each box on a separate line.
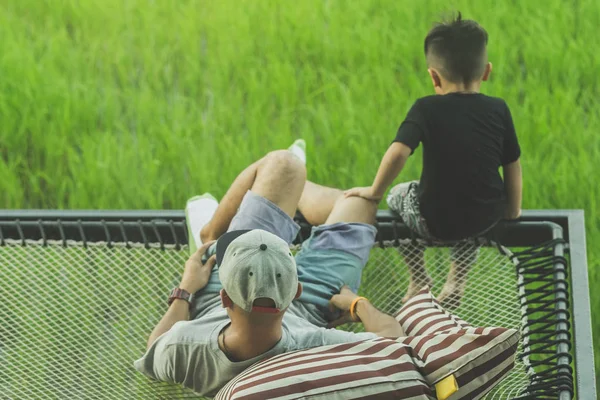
[345, 13, 523, 308]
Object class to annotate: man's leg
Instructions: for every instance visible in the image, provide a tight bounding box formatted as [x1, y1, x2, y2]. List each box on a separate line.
[298, 181, 376, 226]
[201, 150, 306, 242]
[290, 183, 378, 325]
[193, 150, 306, 318]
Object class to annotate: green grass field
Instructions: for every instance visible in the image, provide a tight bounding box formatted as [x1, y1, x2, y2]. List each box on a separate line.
[1, 0, 598, 392]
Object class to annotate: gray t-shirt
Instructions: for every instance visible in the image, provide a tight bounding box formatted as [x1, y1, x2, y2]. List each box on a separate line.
[134, 307, 377, 398]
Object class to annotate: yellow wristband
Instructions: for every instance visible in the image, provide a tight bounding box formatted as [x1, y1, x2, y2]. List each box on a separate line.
[350, 296, 368, 322]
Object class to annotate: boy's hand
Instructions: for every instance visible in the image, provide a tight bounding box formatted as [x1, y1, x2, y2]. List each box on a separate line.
[344, 186, 382, 202]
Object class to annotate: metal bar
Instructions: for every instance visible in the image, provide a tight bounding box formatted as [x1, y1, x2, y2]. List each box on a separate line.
[0, 208, 573, 223]
[565, 210, 597, 397]
[549, 224, 572, 400]
[0, 209, 592, 395]
[0, 209, 185, 221]
[0, 220, 186, 246]
[0, 219, 559, 248]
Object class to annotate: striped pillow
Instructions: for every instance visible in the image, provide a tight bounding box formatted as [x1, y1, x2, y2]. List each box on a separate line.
[215, 338, 435, 400]
[216, 287, 519, 400]
[394, 287, 520, 399]
[395, 287, 471, 336]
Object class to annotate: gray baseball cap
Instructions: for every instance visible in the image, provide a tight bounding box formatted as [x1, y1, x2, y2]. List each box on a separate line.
[218, 229, 298, 313]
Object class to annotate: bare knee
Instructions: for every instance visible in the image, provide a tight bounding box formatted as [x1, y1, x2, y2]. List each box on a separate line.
[259, 150, 306, 182]
[326, 196, 377, 225]
[250, 150, 306, 216]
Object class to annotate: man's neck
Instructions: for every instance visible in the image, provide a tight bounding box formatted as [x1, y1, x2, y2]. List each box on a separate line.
[220, 320, 283, 362]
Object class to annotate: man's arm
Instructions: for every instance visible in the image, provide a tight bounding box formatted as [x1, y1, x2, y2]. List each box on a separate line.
[355, 299, 405, 337]
[502, 158, 522, 219]
[147, 300, 190, 349]
[344, 142, 412, 201]
[329, 286, 404, 338]
[146, 241, 217, 349]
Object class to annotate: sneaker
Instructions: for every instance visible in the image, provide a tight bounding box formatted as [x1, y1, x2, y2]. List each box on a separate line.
[185, 193, 219, 255]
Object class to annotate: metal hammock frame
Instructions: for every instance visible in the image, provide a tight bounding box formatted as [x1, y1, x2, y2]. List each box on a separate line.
[0, 209, 595, 399]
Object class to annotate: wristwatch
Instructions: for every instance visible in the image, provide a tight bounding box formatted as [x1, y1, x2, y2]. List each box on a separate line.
[168, 287, 194, 306]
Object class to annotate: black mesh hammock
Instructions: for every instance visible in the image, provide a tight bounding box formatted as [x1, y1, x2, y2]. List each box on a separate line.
[0, 210, 592, 399]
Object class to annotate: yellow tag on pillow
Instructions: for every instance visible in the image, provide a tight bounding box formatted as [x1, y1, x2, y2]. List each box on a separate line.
[435, 375, 458, 400]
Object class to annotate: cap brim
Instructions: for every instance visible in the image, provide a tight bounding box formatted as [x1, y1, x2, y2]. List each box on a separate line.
[216, 229, 252, 265]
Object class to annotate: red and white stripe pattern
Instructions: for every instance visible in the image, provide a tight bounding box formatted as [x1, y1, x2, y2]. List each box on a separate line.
[216, 287, 519, 400]
[394, 287, 520, 399]
[215, 338, 434, 400]
[397, 327, 519, 399]
[395, 287, 471, 336]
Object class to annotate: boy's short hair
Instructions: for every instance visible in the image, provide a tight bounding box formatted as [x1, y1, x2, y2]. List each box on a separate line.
[424, 12, 488, 85]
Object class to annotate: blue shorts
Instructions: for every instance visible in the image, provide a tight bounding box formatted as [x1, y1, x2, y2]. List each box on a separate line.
[195, 190, 376, 325]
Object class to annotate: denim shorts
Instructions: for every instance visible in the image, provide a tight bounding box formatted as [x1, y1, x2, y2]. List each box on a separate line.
[193, 190, 377, 327]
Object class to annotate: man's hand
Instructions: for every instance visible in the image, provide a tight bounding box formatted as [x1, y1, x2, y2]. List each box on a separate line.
[328, 286, 405, 337]
[328, 286, 362, 328]
[343, 186, 382, 202]
[179, 241, 217, 293]
[146, 241, 217, 348]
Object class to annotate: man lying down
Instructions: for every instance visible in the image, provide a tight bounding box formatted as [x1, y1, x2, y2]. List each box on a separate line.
[133, 146, 405, 397]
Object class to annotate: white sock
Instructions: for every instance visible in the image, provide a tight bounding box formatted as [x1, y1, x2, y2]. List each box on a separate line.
[288, 139, 306, 165]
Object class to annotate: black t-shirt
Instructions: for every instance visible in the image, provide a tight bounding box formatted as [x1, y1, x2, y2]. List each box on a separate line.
[394, 93, 521, 240]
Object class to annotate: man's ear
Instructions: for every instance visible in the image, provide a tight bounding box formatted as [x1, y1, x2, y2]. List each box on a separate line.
[482, 62, 492, 81]
[294, 283, 303, 300]
[220, 289, 233, 309]
[428, 68, 442, 89]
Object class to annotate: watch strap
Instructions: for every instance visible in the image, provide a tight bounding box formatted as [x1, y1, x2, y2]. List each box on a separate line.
[168, 287, 193, 306]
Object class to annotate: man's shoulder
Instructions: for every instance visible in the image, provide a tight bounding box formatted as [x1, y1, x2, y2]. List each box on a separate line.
[282, 316, 378, 349]
[162, 310, 228, 345]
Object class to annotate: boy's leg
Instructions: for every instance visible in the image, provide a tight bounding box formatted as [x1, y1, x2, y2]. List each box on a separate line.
[201, 150, 306, 243]
[438, 243, 479, 309]
[399, 245, 432, 303]
[387, 181, 432, 302]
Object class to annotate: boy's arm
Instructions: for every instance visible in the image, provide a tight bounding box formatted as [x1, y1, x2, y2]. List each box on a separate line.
[502, 158, 522, 219]
[345, 142, 412, 201]
[371, 142, 412, 199]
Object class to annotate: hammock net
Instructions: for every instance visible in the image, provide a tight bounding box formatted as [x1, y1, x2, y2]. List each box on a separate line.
[1, 235, 560, 399]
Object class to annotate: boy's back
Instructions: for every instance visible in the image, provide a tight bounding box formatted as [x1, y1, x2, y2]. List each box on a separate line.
[345, 12, 523, 307]
[395, 93, 520, 240]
